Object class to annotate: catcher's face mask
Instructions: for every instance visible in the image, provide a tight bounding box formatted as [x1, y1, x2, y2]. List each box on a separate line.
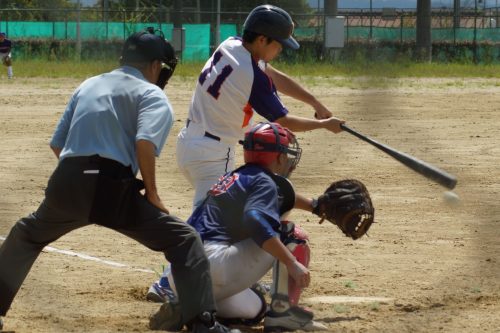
[241, 122, 302, 173]
[281, 129, 301, 178]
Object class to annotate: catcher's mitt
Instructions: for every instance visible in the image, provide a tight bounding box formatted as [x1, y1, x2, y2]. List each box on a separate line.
[313, 179, 374, 240]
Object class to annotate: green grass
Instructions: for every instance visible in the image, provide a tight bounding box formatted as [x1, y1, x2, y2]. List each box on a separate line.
[333, 304, 350, 313]
[13, 58, 500, 79]
[343, 280, 357, 289]
[277, 61, 500, 78]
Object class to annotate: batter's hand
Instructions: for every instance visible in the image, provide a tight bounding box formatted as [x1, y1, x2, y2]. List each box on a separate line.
[313, 103, 333, 119]
[287, 260, 310, 288]
[321, 117, 345, 134]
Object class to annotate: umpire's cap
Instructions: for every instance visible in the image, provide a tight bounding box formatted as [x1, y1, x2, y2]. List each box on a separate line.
[243, 4, 299, 50]
[121, 31, 175, 64]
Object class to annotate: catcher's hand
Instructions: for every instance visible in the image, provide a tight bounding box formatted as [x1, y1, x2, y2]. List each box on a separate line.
[312, 179, 374, 240]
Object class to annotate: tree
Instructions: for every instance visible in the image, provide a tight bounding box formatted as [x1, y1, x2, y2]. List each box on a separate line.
[0, 0, 74, 21]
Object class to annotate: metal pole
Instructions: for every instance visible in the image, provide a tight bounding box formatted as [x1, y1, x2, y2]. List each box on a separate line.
[104, 0, 109, 40]
[370, 0, 373, 40]
[215, 0, 221, 48]
[495, 0, 500, 28]
[76, 0, 81, 61]
[474, 0, 478, 63]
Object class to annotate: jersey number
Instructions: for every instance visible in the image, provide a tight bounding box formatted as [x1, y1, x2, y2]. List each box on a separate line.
[198, 50, 234, 99]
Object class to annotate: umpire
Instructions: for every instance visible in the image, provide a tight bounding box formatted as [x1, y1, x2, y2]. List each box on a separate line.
[0, 31, 238, 333]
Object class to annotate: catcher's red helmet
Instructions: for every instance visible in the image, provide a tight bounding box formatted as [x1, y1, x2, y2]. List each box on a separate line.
[241, 122, 301, 171]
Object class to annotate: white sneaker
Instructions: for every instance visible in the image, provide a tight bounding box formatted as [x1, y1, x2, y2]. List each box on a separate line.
[264, 306, 328, 332]
[146, 280, 177, 303]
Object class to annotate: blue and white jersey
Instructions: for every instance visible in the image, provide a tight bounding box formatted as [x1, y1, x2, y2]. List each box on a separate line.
[187, 164, 281, 246]
[0, 38, 11, 54]
[188, 37, 289, 145]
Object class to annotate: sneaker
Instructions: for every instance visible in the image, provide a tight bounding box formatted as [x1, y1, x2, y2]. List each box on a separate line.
[192, 312, 241, 333]
[264, 306, 328, 332]
[149, 301, 184, 331]
[147, 280, 177, 303]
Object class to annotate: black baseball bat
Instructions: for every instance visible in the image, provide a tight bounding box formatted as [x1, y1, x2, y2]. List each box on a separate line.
[340, 124, 457, 190]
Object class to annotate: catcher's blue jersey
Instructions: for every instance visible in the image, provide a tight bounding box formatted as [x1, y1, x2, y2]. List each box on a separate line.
[0, 38, 11, 53]
[187, 164, 281, 246]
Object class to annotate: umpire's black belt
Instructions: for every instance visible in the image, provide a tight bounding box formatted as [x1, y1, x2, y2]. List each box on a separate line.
[64, 155, 134, 179]
[186, 119, 221, 142]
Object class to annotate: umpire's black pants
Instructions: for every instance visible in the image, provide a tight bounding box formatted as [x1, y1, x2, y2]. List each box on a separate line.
[0, 155, 215, 324]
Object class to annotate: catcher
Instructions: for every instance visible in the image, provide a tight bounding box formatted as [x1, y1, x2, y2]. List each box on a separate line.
[149, 122, 374, 332]
[0, 32, 13, 79]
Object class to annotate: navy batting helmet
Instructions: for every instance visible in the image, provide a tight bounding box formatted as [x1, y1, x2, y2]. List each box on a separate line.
[243, 5, 299, 50]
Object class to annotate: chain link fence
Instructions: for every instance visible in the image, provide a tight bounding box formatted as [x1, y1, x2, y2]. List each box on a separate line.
[1, 7, 499, 62]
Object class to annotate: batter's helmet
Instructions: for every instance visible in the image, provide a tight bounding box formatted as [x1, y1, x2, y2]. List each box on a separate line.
[243, 5, 299, 50]
[241, 122, 301, 173]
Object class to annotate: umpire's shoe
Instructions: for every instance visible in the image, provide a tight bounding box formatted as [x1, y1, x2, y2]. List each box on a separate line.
[192, 312, 241, 333]
[264, 306, 328, 332]
[149, 301, 183, 331]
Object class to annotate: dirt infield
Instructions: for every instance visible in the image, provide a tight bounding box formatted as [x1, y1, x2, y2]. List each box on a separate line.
[0, 76, 499, 333]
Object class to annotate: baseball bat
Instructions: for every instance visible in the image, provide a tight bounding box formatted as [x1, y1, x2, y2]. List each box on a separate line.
[340, 124, 457, 190]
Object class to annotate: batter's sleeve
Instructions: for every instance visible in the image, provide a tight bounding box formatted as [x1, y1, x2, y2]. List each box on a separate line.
[248, 60, 288, 122]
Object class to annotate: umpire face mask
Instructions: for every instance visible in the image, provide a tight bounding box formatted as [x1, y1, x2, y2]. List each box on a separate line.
[156, 59, 177, 90]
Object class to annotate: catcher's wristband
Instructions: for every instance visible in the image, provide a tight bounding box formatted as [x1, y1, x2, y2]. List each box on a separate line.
[311, 198, 326, 224]
[311, 198, 319, 214]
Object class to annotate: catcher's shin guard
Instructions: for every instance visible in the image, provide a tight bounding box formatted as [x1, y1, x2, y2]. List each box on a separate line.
[271, 221, 310, 309]
[266, 223, 328, 332]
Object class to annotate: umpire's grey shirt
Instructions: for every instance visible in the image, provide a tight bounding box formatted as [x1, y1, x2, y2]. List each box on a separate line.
[50, 65, 174, 174]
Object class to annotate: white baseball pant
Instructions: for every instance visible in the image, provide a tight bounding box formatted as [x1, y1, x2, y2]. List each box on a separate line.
[165, 239, 274, 319]
[176, 121, 235, 209]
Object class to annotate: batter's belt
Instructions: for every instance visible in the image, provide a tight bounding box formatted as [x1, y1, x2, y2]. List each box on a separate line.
[187, 119, 221, 142]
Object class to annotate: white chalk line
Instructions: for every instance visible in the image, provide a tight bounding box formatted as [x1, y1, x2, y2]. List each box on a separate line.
[0, 235, 155, 274]
[0, 237, 394, 305]
[306, 296, 394, 304]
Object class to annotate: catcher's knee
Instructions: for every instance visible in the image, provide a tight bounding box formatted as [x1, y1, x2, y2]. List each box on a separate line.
[217, 287, 267, 326]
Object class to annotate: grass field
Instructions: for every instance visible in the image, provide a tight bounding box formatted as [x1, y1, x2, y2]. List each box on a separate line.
[14, 59, 500, 80]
